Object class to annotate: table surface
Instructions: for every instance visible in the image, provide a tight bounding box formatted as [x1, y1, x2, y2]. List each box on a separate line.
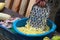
[0, 8, 23, 40]
[0, 7, 23, 18]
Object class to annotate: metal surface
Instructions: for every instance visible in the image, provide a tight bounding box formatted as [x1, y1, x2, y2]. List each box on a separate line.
[28, 4, 50, 30]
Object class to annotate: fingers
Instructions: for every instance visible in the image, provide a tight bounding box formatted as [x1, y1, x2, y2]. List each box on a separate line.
[39, 1, 46, 7]
[45, 0, 48, 2]
[35, 0, 48, 7]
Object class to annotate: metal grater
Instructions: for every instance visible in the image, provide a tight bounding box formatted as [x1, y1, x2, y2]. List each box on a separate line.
[28, 4, 50, 30]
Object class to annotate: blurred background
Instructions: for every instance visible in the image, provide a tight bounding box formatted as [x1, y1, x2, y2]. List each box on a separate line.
[0, 0, 59, 21]
[5, 0, 60, 22]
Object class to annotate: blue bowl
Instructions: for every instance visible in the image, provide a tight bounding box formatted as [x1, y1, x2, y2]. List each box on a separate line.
[13, 18, 56, 40]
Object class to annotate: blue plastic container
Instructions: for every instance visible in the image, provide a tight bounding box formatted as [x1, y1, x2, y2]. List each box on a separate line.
[13, 18, 56, 40]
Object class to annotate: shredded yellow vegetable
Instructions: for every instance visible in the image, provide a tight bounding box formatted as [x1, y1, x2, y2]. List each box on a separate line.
[17, 22, 50, 34]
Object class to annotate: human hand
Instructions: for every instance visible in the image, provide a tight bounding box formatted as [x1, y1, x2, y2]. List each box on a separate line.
[35, 0, 48, 7]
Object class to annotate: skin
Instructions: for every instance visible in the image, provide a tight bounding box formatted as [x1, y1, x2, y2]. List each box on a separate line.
[35, 0, 48, 7]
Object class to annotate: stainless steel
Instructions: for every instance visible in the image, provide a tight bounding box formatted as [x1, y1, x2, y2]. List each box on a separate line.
[28, 4, 50, 30]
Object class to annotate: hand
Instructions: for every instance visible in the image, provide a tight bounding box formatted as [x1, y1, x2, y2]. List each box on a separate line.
[39, 1, 46, 7]
[35, 0, 48, 7]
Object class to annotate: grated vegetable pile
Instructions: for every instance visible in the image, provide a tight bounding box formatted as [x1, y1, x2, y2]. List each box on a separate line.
[17, 22, 50, 34]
